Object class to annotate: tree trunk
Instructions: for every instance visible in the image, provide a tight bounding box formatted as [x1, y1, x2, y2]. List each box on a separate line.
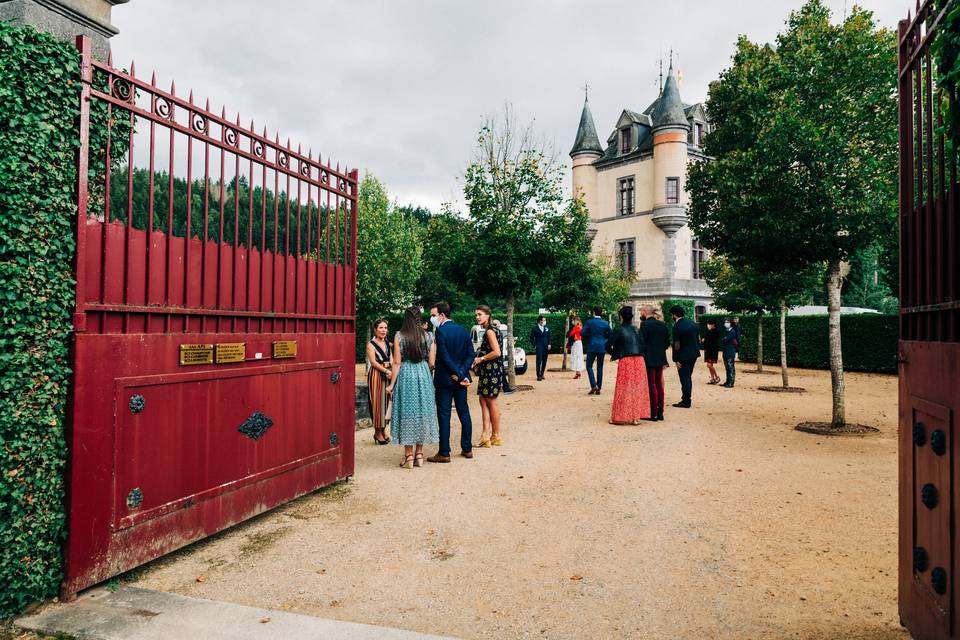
[506, 294, 516, 388]
[560, 312, 570, 371]
[827, 259, 845, 426]
[756, 311, 764, 373]
[779, 298, 789, 388]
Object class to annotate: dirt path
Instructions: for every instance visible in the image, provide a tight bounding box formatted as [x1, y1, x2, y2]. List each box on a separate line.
[129, 358, 906, 639]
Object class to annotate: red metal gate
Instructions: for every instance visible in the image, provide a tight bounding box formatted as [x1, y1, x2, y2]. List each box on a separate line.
[63, 36, 358, 596]
[898, 3, 960, 638]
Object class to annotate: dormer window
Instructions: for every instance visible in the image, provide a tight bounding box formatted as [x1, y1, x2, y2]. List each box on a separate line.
[696, 122, 705, 146]
[620, 127, 632, 154]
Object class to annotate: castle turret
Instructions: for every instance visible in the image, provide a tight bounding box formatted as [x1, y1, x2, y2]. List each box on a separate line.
[569, 94, 603, 220]
[650, 62, 690, 236]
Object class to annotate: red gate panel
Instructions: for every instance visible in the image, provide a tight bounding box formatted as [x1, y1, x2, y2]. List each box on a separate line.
[63, 37, 358, 595]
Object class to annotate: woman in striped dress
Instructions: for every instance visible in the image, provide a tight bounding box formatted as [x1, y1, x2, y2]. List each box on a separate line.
[366, 318, 393, 445]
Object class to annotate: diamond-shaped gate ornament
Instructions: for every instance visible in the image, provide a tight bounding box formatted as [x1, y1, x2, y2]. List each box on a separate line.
[238, 411, 274, 441]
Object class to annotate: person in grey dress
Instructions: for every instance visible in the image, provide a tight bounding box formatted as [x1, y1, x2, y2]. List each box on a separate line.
[386, 306, 439, 469]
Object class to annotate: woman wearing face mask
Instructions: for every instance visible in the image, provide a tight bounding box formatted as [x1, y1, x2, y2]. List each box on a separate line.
[701, 319, 721, 385]
[366, 318, 393, 444]
[720, 318, 738, 388]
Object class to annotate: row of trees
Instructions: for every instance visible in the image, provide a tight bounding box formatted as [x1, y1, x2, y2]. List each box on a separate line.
[688, 0, 897, 427]
[356, 107, 633, 385]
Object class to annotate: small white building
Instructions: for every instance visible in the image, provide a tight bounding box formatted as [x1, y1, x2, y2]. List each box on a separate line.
[570, 62, 712, 314]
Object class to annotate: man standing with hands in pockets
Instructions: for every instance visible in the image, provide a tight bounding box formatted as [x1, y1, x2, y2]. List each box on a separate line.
[428, 302, 476, 462]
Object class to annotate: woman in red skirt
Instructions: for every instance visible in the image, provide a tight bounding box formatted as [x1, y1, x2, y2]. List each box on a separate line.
[605, 306, 651, 425]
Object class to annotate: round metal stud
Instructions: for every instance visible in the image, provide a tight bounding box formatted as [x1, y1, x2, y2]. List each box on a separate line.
[931, 429, 947, 456]
[330, 371, 340, 384]
[932, 567, 948, 595]
[127, 487, 143, 509]
[922, 483, 939, 509]
[914, 546, 928, 572]
[129, 394, 145, 414]
[913, 422, 926, 446]
[329, 432, 339, 446]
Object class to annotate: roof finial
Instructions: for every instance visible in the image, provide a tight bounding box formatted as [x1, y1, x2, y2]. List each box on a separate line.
[658, 48, 664, 94]
[584, 82, 589, 102]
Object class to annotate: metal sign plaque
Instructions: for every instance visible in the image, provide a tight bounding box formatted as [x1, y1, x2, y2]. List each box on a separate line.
[215, 343, 246, 364]
[179, 344, 214, 366]
[272, 340, 297, 359]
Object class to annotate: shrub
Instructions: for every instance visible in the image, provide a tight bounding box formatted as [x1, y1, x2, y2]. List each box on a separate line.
[698, 313, 897, 373]
[0, 23, 81, 616]
[661, 298, 696, 332]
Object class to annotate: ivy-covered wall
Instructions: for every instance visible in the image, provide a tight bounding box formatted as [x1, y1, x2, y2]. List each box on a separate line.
[698, 313, 898, 374]
[0, 23, 81, 616]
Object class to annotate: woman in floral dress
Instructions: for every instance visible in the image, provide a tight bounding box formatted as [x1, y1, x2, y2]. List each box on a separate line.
[472, 305, 503, 447]
[386, 306, 439, 469]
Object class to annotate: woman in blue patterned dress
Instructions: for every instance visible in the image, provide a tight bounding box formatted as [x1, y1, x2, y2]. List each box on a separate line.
[386, 306, 439, 469]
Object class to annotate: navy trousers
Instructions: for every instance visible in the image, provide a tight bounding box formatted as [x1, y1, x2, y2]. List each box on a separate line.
[535, 346, 549, 378]
[436, 385, 472, 456]
[586, 352, 605, 390]
[677, 359, 696, 405]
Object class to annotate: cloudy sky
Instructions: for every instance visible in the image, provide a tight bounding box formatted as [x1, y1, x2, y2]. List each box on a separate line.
[111, 0, 905, 211]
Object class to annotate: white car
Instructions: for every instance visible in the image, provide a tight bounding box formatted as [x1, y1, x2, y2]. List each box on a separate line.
[470, 324, 527, 375]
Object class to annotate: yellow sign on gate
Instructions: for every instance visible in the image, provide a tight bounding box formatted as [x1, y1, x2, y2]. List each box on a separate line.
[272, 341, 297, 359]
[179, 344, 214, 366]
[215, 343, 246, 364]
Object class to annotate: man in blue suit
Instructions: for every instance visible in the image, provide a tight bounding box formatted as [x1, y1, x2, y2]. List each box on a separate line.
[427, 302, 475, 462]
[529, 315, 552, 381]
[580, 307, 611, 395]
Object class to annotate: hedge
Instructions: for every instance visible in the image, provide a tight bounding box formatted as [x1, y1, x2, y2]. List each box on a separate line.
[698, 313, 898, 374]
[661, 298, 696, 332]
[0, 24, 82, 616]
[357, 312, 569, 362]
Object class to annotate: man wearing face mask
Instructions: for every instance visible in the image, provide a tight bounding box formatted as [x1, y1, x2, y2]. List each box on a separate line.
[720, 318, 738, 388]
[427, 302, 475, 462]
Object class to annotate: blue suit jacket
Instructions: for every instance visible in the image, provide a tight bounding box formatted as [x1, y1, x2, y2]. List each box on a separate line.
[434, 320, 476, 389]
[580, 316, 611, 354]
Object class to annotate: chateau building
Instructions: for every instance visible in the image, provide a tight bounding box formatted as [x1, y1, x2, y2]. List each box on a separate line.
[570, 63, 712, 315]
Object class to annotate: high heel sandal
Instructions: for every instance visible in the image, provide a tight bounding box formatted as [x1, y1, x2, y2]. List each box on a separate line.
[400, 454, 414, 469]
[413, 452, 424, 467]
[491, 437, 502, 446]
[374, 427, 388, 445]
[476, 439, 492, 448]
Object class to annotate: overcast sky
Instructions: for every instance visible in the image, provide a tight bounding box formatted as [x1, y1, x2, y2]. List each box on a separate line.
[111, 0, 906, 212]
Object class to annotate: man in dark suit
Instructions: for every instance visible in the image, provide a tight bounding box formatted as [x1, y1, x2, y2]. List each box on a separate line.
[428, 302, 475, 462]
[529, 315, 551, 381]
[640, 304, 669, 421]
[670, 305, 700, 408]
[580, 307, 611, 395]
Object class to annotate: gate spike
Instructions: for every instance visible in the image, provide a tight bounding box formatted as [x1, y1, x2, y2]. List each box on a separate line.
[262, 126, 268, 139]
[236, 113, 241, 126]
[129, 60, 135, 77]
[221, 106, 227, 118]
[170, 80, 176, 96]
[188, 89, 194, 104]
[275, 133, 280, 144]
[250, 118, 255, 132]
[308, 148, 312, 160]
[286, 137, 291, 149]
[107, 51, 113, 66]
[297, 143, 302, 154]
[205, 97, 210, 111]
[150, 71, 157, 86]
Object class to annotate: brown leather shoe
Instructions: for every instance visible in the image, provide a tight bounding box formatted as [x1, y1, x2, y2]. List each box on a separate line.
[461, 450, 473, 459]
[426, 454, 451, 464]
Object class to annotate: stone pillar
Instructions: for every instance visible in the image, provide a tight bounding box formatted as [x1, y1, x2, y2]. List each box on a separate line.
[0, 0, 128, 59]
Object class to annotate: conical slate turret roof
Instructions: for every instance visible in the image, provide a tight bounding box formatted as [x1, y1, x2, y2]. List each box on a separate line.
[651, 63, 689, 130]
[570, 97, 603, 157]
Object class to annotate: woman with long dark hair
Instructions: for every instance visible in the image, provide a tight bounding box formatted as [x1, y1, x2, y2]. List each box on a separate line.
[366, 318, 393, 444]
[606, 306, 651, 425]
[472, 305, 503, 447]
[386, 306, 439, 469]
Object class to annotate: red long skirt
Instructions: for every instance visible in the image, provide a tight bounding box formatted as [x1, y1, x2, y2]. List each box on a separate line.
[611, 355, 651, 424]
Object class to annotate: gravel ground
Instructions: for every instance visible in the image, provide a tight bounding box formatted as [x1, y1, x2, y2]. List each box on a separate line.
[128, 357, 906, 640]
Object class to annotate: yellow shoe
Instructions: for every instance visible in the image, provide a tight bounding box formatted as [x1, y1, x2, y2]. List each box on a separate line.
[491, 437, 502, 446]
[477, 440, 492, 448]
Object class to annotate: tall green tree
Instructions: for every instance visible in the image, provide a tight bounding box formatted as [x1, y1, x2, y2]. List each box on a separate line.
[462, 105, 585, 385]
[355, 174, 422, 332]
[689, 1, 897, 426]
[414, 206, 474, 310]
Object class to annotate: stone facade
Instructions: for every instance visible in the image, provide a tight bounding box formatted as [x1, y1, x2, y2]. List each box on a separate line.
[570, 63, 713, 315]
[0, 0, 127, 58]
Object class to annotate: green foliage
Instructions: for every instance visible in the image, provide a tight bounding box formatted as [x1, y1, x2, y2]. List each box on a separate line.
[699, 313, 897, 373]
[414, 206, 475, 310]
[0, 23, 80, 616]
[661, 299, 696, 332]
[932, 0, 960, 155]
[842, 244, 898, 313]
[355, 174, 422, 327]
